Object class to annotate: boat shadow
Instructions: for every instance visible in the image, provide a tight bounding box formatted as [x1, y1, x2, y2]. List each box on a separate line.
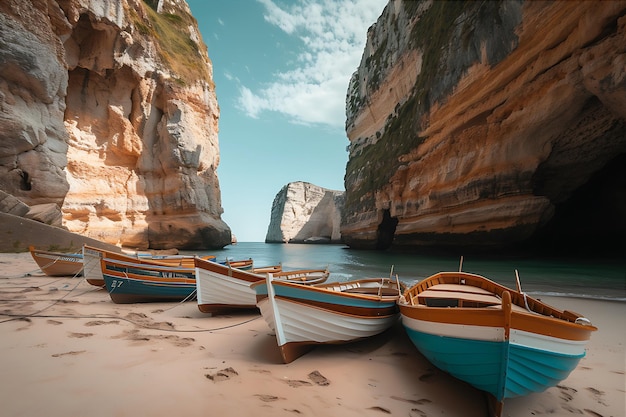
[248, 319, 487, 414]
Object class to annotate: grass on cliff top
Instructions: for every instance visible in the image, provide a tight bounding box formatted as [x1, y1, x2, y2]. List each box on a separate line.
[344, 0, 474, 210]
[131, 1, 211, 86]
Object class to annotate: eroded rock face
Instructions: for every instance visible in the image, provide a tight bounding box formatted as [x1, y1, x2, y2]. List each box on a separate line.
[265, 182, 344, 244]
[343, 0, 626, 252]
[0, 0, 230, 249]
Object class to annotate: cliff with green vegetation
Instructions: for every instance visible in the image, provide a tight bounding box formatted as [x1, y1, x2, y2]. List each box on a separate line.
[0, 0, 230, 250]
[343, 0, 626, 253]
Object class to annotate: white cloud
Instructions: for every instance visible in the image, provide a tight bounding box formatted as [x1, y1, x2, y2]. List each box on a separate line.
[236, 0, 387, 128]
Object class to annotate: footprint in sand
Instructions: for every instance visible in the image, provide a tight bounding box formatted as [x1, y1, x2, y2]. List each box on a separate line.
[390, 396, 431, 405]
[285, 379, 312, 388]
[15, 317, 32, 330]
[84, 320, 120, 326]
[52, 350, 86, 357]
[586, 387, 607, 406]
[367, 406, 391, 414]
[169, 335, 195, 347]
[205, 367, 239, 382]
[19, 287, 41, 293]
[582, 408, 604, 417]
[115, 329, 195, 347]
[418, 372, 435, 382]
[557, 385, 578, 402]
[562, 404, 584, 414]
[409, 409, 427, 417]
[254, 394, 285, 402]
[115, 329, 149, 342]
[308, 370, 330, 386]
[124, 312, 175, 330]
[68, 332, 93, 338]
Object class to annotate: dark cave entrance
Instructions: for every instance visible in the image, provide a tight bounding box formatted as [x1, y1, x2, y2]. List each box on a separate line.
[526, 153, 626, 256]
[376, 209, 398, 250]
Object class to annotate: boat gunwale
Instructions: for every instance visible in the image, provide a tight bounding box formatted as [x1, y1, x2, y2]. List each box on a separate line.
[102, 270, 196, 285]
[399, 272, 597, 341]
[83, 244, 213, 269]
[253, 277, 402, 302]
[101, 257, 195, 273]
[401, 271, 597, 329]
[195, 256, 266, 283]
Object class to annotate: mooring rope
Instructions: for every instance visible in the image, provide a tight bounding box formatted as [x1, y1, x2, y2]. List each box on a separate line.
[0, 310, 260, 332]
[1, 258, 259, 332]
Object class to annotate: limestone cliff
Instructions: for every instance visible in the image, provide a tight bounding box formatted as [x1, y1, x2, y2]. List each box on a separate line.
[0, 0, 230, 249]
[265, 182, 344, 244]
[343, 0, 626, 253]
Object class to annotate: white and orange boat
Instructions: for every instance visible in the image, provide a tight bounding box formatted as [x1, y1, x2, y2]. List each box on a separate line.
[398, 270, 597, 417]
[82, 245, 219, 287]
[194, 256, 328, 315]
[251, 275, 403, 363]
[29, 246, 83, 277]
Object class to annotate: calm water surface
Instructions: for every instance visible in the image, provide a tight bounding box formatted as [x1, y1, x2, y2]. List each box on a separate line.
[187, 242, 625, 301]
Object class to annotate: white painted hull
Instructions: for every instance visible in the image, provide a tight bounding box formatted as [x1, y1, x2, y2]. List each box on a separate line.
[257, 296, 398, 346]
[195, 266, 257, 308]
[82, 246, 104, 285]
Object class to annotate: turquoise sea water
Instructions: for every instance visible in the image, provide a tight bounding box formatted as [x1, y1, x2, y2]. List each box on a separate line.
[189, 242, 626, 302]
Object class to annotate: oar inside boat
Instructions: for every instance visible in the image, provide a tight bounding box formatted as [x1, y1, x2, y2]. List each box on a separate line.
[379, 265, 394, 297]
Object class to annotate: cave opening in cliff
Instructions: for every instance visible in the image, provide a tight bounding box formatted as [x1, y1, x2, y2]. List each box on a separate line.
[376, 209, 398, 250]
[18, 170, 31, 191]
[527, 153, 626, 256]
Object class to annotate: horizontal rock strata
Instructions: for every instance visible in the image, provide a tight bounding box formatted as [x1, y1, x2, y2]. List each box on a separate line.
[266, 182, 344, 244]
[343, 0, 626, 252]
[0, 0, 230, 250]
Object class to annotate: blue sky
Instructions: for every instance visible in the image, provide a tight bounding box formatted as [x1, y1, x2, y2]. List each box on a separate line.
[187, 0, 387, 242]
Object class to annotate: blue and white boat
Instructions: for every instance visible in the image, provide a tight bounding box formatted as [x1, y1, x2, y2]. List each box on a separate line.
[398, 271, 597, 417]
[101, 257, 196, 304]
[252, 275, 402, 363]
[195, 256, 328, 315]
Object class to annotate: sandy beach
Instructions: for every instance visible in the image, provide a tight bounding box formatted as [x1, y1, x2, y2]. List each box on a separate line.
[0, 252, 623, 417]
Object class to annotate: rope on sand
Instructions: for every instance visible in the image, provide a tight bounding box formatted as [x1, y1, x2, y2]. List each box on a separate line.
[0, 264, 259, 332]
[0, 274, 86, 324]
[0, 311, 260, 332]
[161, 289, 198, 312]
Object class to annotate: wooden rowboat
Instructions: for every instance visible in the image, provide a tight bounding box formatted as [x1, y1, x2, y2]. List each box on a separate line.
[82, 245, 217, 288]
[398, 270, 597, 417]
[29, 246, 83, 277]
[194, 257, 329, 315]
[251, 275, 403, 363]
[100, 257, 196, 304]
[99, 252, 279, 304]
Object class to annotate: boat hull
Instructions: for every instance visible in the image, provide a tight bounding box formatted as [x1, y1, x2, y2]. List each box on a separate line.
[83, 245, 216, 288]
[398, 271, 596, 416]
[400, 314, 587, 400]
[82, 246, 106, 287]
[254, 277, 401, 363]
[195, 257, 264, 313]
[29, 247, 83, 277]
[103, 274, 196, 304]
[194, 257, 329, 314]
[101, 259, 196, 304]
